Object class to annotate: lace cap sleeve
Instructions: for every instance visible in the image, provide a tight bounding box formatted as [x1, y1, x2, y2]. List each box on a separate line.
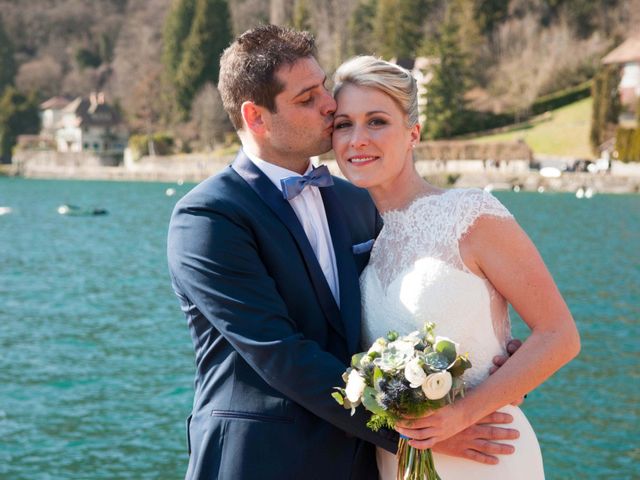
[455, 189, 513, 241]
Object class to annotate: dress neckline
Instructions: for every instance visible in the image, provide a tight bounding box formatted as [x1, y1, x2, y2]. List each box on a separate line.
[381, 188, 458, 221]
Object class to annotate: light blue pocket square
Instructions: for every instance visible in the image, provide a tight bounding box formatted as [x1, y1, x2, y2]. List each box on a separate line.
[352, 239, 374, 254]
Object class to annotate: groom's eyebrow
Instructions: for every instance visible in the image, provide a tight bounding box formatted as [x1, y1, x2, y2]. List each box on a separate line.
[291, 76, 327, 99]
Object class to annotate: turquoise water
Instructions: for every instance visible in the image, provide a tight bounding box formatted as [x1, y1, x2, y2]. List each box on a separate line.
[0, 178, 638, 479]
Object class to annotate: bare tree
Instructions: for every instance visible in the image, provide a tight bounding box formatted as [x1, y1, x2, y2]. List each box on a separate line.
[126, 64, 167, 133]
[614, 0, 640, 36]
[61, 67, 102, 96]
[108, 0, 172, 129]
[15, 56, 64, 97]
[306, 0, 357, 73]
[228, 0, 270, 35]
[191, 82, 233, 150]
[270, 0, 295, 25]
[490, 13, 609, 117]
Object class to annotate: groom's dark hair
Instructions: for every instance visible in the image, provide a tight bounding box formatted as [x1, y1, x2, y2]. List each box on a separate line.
[218, 24, 317, 130]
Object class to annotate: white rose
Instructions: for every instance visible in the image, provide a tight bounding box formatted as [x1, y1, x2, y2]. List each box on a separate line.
[421, 371, 453, 400]
[345, 370, 366, 403]
[435, 336, 460, 355]
[404, 357, 427, 388]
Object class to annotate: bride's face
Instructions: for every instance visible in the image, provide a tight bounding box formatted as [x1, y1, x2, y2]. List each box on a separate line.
[332, 84, 419, 190]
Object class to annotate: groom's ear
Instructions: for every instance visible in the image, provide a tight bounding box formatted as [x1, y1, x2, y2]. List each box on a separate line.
[241, 101, 267, 135]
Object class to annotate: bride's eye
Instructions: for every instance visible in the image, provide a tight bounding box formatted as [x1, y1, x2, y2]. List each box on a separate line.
[334, 121, 351, 129]
[369, 117, 388, 127]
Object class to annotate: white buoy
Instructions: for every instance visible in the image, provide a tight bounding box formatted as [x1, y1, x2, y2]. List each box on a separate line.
[585, 187, 594, 199]
[513, 185, 521, 192]
[177, 179, 184, 186]
[165, 188, 176, 197]
[0, 206, 11, 215]
[540, 167, 562, 178]
[576, 187, 585, 199]
[57, 205, 70, 215]
[537, 186, 545, 193]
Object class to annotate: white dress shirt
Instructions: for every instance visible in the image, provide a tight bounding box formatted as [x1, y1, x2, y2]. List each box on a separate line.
[245, 150, 340, 306]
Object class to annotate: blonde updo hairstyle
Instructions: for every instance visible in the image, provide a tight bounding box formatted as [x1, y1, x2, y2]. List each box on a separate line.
[333, 56, 420, 128]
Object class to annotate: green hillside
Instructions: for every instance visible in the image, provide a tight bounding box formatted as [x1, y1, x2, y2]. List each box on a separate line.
[473, 97, 594, 159]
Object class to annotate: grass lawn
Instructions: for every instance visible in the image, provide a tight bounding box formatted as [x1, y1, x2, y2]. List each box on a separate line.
[472, 97, 594, 159]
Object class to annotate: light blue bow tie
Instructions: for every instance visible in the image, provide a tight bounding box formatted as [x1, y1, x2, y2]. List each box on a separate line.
[280, 165, 334, 200]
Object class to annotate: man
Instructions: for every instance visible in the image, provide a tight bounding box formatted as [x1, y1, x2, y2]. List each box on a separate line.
[167, 25, 519, 480]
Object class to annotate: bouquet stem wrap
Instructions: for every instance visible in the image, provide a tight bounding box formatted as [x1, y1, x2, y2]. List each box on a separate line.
[397, 438, 441, 480]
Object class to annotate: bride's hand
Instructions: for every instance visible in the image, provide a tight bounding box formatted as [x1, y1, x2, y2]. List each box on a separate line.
[395, 403, 469, 450]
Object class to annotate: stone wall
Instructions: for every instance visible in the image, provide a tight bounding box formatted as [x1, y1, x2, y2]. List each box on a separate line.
[413, 140, 532, 162]
[13, 150, 234, 182]
[9, 150, 640, 193]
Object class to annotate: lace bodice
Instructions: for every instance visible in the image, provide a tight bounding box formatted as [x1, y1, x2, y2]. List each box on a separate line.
[361, 188, 514, 387]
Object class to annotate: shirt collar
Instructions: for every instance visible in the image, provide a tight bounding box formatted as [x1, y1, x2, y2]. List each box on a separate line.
[244, 149, 313, 192]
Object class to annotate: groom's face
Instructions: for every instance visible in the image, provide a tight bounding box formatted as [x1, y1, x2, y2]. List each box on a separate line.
[264, 57, 336, 164]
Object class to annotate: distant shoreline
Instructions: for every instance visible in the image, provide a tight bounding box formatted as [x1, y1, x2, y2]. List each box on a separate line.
[3, 158, 639, 194]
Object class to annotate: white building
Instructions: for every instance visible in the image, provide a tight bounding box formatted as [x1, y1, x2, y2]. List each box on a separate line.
[40, 96, 72, 136]
[40, 93, 128, 156]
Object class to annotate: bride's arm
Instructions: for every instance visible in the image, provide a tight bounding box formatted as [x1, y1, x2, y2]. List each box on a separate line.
[396, 215, 580, 449]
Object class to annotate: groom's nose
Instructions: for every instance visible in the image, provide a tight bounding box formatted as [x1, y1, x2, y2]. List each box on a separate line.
[320, 89, 337, 117]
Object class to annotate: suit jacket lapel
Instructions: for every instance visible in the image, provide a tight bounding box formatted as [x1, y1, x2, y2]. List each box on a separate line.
[321, 186, 362, 354]
[231, 152, 346, 341]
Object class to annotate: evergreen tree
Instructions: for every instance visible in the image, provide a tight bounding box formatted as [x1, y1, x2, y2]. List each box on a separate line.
[424, 7, 468, 139]
[590, 65, 621, 153]
[590, 72, 603, 151]
[395, 0, 429, 61]
[163, 0, 197, 79]
[372, 0, 398, 59]
[293, 0, 312, 32]
[0, 87, 40, 163]
[175, 0, 232, 116]
[372, 0, 428, 60]
[0, 14, 17, 96]
[451, 0, 487, 83]
[75, 48, 102, 69]
[474, 0, 509, 36]
[347, 0, 378, 56]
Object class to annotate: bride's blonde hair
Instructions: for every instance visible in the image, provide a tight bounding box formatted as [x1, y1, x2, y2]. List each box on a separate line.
[333, 56, 419, 128]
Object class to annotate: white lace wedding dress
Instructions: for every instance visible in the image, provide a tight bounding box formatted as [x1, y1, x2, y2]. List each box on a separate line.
[361, 188, 545, 479]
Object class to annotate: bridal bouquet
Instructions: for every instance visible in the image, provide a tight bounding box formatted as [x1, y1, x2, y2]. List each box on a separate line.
[332, 323, 471, 480]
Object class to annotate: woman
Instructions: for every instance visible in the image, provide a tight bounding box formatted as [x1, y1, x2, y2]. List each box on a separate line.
[332, 56, 580, 479]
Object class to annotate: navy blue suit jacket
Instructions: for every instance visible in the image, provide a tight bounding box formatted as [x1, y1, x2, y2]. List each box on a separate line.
[167, 151, 398, 480]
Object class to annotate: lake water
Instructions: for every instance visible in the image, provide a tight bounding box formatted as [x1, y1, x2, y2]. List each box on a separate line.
[0, 177, 638, 479]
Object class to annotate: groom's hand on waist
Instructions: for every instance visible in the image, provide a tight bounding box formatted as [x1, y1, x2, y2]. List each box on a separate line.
[490, 338, 526, 406]
[489, 338, 522, 375]
[431, 411, 519, 465]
